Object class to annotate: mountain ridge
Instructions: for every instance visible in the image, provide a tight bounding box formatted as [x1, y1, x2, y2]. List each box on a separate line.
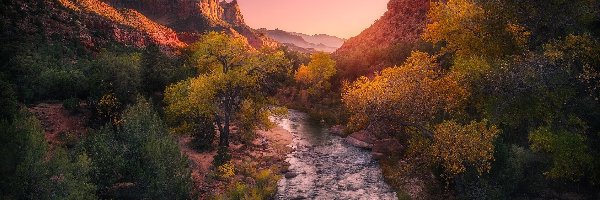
[258, 28, 345, 53]
[333, 0, 430, 79]
[101, 0, 277, 49]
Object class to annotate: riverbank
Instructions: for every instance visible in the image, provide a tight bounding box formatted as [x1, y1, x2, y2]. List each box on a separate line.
[178, 124, 293, 199]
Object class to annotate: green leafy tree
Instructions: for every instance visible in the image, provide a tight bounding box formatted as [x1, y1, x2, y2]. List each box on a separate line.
[165, 32, 289, 151]
[87, 50, 142, 105]
[529, 120, 594, 181]
[140, 45, 195, 94]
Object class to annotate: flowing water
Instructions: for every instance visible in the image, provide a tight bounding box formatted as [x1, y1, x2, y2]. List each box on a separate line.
[274, 110, 397, 200]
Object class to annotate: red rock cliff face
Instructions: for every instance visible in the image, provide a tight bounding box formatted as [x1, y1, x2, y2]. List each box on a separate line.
[101, 0, 277, 49]
[333, 0, 430, 79]
[100, 0, 221, 32]
[1, 0, 185, 50]
[220, 0, 244, 26]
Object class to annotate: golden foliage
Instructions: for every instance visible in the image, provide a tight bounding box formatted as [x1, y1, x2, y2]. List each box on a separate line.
[431, 120, 500, 176]
[217, 161, 235, 179]
[423, 0, 529, 59]
[294, 52, 336, 97]
[342, 51, 469, 131]
[97, 93, 121, 125]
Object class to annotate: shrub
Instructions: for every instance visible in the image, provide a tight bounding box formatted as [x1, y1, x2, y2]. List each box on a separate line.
[82, 98, 193, 199]
[1, 109, 96, 199]
[62, 97, 80, 113]
[191, 116, 216, 151]
[217, 162, 235, 179]
[57, 131, 80, 148]
[218, 168, 281, 200]
[213, 146, 232, 168]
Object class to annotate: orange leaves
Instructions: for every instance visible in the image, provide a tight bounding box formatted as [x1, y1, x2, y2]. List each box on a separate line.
[294, 65, 312, 85]
[293, 52, 336, 86]
[431, 120, 500, 176]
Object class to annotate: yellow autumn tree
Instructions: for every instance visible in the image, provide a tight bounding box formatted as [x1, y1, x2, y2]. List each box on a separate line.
[342, 51, 468, 134]
[164, 32, 289, 152]
[422, 0, 530, 59]
[294, 52, 336, 97]
[431, 120, 500, 177]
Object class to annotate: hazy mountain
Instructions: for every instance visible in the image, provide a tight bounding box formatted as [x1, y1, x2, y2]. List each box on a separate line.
[258, 28, 345, 53]
[290, 32, 346, 49]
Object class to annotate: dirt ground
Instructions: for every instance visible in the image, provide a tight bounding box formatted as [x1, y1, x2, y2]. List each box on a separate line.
[28, 103, 90, 147]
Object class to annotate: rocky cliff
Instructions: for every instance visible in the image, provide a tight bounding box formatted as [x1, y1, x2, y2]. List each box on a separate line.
[1, 0, 185, 50]
[220, 0, 245, 26]
[101, 0, 277, 49]
[333, 0, 430, 79]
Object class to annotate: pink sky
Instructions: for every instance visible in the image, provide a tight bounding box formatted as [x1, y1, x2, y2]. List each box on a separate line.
[234, 0, 389, 39]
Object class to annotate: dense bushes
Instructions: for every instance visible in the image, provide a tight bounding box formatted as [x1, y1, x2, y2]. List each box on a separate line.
[5, 41, 89, 102]
[0, 108, 96, 199]
[80, 98, 193, 199]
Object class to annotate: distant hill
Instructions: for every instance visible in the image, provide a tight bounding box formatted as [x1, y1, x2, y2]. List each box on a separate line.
[258, 28, 345, 53]
[290, 32, 346, 49]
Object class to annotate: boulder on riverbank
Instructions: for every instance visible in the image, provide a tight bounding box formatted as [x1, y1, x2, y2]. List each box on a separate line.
[344, 130, 374, 149]
[343, 130, 405, 160]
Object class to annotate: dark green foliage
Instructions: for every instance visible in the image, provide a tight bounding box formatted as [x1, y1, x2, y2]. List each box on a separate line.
[82, 98, 193, 199]
[477, 55, 575, 144]
[63, 97, 80, 113]
[86, 50, 142, 105]
[141, 45, 195, 95]
[5, 41, 89, 102]
[0, 109, 96, 199]
[478, 0, 599, 47]
[0, 78, 17, 120]
[191, 116, 216, 151]
[213, 146, 232, 168]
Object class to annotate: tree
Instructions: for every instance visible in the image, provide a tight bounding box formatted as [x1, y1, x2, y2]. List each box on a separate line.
[87, 50, 142, 105]
[431, 120, 500, 177]
[294, 52, 337, 98]
[544, 34, 600, 100]
[422, 0, 530, 59]
[342, 51, 468, 135]
[529, 121, 593, 181]
[140, 44, 195, 94]
[165, 32, 289, 151]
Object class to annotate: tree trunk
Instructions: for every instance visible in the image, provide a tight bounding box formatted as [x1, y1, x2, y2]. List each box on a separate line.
[219, 92, 232, 148]
[219, 112, 230, 147]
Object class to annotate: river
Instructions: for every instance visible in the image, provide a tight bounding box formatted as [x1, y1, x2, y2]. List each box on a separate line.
[273, 110, 397, 200]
